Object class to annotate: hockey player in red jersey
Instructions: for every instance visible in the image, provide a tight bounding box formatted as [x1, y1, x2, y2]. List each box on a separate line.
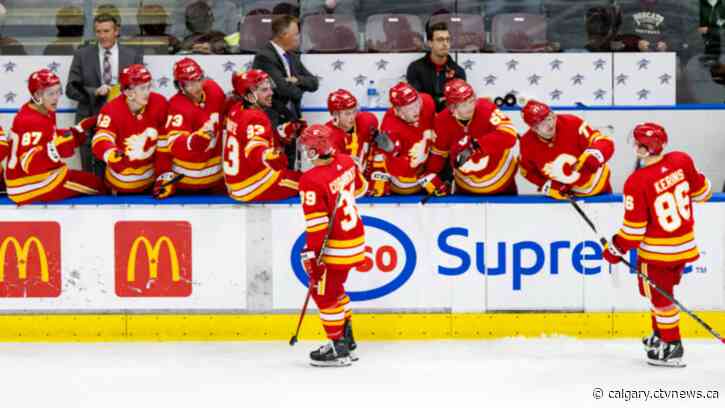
[426, 79, 518, 195]
[1, 69, 104, 204]
[603, 123, 712, 367]
[92, 64, 168, 194]
[519, 100, 614, 199]
[223, 69, 301, 202]
[154, 58, 226, 198]
[374, 82, 444, 196]
[324, 89, 378, 173]
[297, 124, 367, 367]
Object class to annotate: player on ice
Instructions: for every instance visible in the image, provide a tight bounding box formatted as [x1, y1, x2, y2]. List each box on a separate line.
[297, 124, 367, 367]
[602, 123, 712, 367]
[519, 99, 614, 199]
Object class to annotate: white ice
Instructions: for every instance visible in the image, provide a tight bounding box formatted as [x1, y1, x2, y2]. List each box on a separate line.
[0, 338, 723, 408]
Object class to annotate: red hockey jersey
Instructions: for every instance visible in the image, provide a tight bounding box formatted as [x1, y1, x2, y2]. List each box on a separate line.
[379, 92, 436, 194]
[3, 103, 79, 203]
[519, 114, 614, 196]
[299, 153, 367, 267]
[223, 106, 297, 201]
[614, 151, 712, 266]
[157, 79, 226, 190]
[325, 111, 379, 170]
[427, 98, 518, 194]
[92, 92, 168, 192]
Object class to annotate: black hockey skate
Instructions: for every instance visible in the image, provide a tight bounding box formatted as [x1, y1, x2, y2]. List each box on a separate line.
[343, 320, 358, 362]
[647, 340, 686, 367]
[642, 332, 661, 352]
[310, 339, 351, 367]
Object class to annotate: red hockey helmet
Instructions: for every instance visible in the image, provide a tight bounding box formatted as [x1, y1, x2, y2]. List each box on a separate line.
[28, 68, 61, 96]
[299, 124, 335, 160]
[633, 122, 667, 155]
[120, 64, 152, 90]
[327, 89, 358, 113]
[521, 99, 552, 127]
[173, 57, 204, 82]
[232, 69, 270, 96]
[389, 82, 419, 107]
[444, 79, 475, 105]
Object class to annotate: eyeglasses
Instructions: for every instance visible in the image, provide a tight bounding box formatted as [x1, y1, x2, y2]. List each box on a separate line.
[432, 37, 451, 43]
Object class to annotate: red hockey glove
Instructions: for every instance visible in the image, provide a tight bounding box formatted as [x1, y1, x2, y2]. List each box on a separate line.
[541, 179, 571, 200]
[67, 115, 97, 146]
[47, 134, 76, 161]
[420, 173, 448, 196]
[602, 238, 625, 265]
[262, 148, 287, 171]
[278, 120, 307, 144]
[105, 148, 130, 174]
[367, 171, 391, 197]
[575, 149, 605, 173]
[153, 172, 179, 199]
[301, 249, 326, 284]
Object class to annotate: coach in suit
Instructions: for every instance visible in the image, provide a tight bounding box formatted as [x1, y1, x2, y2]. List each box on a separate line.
[66, 13, 143, 174]
[252, 15, 319, 125]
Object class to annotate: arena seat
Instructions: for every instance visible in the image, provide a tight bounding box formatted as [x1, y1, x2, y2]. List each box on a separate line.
[365, 14, 424, 52]
[301, 14, 359, 53]
[428, 13, 485, 52]
[491, 13, 548, 52]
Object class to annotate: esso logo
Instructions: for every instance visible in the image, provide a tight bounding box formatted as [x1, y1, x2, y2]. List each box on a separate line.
[290, 216, 416, 301]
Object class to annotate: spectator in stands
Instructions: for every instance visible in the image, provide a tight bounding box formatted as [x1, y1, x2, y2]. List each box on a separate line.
[66, 13, 143, 174]
[253, 14, 319, 124]
[135, 4, 180, 55]
[178, 1, 228, 54]
[585, 5, 639, 52]
[406, 22, 465, 112]
[619, 0, 683, 52]
[304, 0, 360, 15]
[700, 0, 725, 59]
[272, 3, 300, 17]
[0, 2, 27, 55]
[43, 6, 84, 56]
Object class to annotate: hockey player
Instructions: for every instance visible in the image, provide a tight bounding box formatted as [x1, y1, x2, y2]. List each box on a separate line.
[374, 82, 444, 196]
[1, 69, 104, 204]
[223, 69, 301, 202]
[324, 88, 378, 171]
[519, 100, 614, 199]
[297, 124, 367, 367]
[92, 64, 168, 194]
[602, 123, 712, 367]
[154, 58, 226, 199]
[426, 79, 518, 195]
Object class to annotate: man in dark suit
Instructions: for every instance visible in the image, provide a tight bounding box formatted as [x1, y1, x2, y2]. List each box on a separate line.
[66, 13, 143, 174]
[252, 15, 319, 126]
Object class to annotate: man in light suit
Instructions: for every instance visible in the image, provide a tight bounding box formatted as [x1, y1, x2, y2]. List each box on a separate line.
[66, 13, 143, 174]
[252, 15, 319, 126]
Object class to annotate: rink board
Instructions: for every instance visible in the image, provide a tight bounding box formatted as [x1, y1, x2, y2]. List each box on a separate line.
[0, 194, 722, 340]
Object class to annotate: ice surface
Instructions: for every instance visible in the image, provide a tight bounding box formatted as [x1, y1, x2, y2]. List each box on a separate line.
[0, 338, 722, 408]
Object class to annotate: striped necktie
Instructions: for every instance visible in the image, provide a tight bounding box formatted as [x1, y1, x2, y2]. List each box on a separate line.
[103, 49, 112, 85]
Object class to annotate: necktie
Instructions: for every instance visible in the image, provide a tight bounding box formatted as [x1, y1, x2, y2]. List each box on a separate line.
[283, 52, 294, 76]
[103, 49, 112, 85]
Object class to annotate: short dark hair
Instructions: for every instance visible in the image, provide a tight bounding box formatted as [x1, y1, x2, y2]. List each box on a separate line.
[426, 22, 448, 42]
[94, 13, 119, 27]
[271, 15, 299, 38]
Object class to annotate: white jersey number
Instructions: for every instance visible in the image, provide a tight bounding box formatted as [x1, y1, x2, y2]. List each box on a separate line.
[654, 181, 691, 232]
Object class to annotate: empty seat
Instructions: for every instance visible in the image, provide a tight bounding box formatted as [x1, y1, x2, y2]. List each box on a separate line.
[302, 14, 359, 53]
[238, 14, 275, 53]
[428, 13, 485, 51]
[491, 13, 548, 52]
[365, 14, 424, 52]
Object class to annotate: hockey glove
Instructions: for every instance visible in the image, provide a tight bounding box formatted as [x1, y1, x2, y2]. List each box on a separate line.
[64, 115, 97, 147]
[367, 171, 391, 197]
[262, 147, 287, 171]
[104, 148, 131, 174]
[575, 149, 605, 173]
[301, 249, 326, 284]
[541, 179, 571, 200]
[47, 134, 76, 162]
[420, 173, 448, 196]
[153, 172, 179, 199]
[373, 131, 398, 154]
[278, 120, 307, 144]
[602, 238, 625, 265]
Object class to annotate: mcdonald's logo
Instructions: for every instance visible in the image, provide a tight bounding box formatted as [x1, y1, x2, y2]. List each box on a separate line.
[115, 221, 192, 297]
[0, 222, 61, 298]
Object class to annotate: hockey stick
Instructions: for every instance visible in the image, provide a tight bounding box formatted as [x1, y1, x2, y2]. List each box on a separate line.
[289, 191, 345, 346]
[568, 197, 725, 344]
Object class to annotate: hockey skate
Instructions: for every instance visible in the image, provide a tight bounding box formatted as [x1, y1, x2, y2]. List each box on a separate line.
[642, 332, 660, 352]
[344, 320, 358, 362]
[310, 339, 351, 367]
[647, 340, 686, 367]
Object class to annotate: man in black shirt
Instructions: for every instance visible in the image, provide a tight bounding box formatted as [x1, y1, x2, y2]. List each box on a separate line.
[406, 22, 466, 112]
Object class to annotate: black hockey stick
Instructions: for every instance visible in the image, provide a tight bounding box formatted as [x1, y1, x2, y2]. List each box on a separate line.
[289, 191, 345, 346]
[568, 197, 725, 344]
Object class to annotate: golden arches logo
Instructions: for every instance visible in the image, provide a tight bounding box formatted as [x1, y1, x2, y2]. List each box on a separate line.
[0, 236, 49, 282]
[127, 236, 180, 282]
